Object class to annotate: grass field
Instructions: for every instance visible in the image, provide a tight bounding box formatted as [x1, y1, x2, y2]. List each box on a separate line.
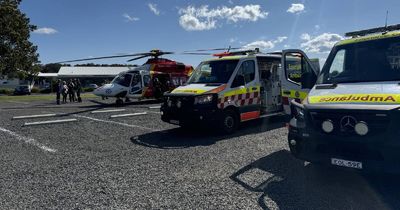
[0, 93, 98, 101]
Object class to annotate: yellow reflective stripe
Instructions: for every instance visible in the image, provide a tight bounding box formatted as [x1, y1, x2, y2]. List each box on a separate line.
[309, 94, 400, 104]
[337, 31, 400, 46]
[223, 86, 260, 97]
[171, 89, 207, 94]
[281, 89, 308, 100]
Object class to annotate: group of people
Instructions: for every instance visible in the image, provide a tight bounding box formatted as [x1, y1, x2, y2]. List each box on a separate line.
[56, 79, 82, 105]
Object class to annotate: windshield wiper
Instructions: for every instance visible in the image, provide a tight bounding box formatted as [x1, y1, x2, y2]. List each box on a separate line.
[315, 83, 337, 89]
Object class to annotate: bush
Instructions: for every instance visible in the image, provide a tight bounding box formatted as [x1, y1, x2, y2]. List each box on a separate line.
[0, 88, 14, 95]
[82, 87, 94, 92]
[31, 87, 40, 93]
[40, 89, 52, 94]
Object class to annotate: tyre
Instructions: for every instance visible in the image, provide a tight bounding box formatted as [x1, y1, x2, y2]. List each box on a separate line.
[219, 109, 239, 134]
[116, 98, 124, 106]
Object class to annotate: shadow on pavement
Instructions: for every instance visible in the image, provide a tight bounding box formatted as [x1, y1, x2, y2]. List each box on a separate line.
[131, 116, 287, 149]
[230, 150, 400, 210]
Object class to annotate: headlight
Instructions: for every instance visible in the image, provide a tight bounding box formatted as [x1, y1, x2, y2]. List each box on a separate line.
[194, 94, 214, 105]
[176, 100, 182, 108]
[167, 98, 172, 107]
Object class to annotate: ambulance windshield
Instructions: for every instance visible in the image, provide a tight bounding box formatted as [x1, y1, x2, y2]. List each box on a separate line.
[187, 60, 239, 85]
[318, 36, 400, 84]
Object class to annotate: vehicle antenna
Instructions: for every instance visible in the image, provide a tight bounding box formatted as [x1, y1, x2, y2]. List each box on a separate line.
[385, 10, 389, 28]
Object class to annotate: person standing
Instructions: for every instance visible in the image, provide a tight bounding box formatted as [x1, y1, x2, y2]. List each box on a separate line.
[68, 79, 75, 102]
[62, 81, 68, 103]
[55, 79, 62, 105]
[75, 79, 82, 102]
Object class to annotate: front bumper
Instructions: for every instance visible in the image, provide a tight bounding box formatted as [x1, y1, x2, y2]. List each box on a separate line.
[161, 94, 222, 126]
[288, 108, 400, 173]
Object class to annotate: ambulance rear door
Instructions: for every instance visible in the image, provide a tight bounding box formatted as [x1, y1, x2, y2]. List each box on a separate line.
[281, 49, 319, 114]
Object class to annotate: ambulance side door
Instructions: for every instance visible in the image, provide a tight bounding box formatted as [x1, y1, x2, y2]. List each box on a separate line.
[281, 49, 319, 114]
[230, 58, 260, 121]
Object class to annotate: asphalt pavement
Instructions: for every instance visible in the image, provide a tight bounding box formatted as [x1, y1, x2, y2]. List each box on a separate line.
[0, 98, 399, 209]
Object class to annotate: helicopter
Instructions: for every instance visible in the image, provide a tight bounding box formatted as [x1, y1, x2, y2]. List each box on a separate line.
[57, 49, 193, 105]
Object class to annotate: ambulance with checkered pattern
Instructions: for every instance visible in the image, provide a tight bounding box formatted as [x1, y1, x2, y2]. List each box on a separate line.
[161, 49, 319, 133]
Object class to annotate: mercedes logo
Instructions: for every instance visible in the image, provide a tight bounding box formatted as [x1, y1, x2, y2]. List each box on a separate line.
[340, 116, 357, 132]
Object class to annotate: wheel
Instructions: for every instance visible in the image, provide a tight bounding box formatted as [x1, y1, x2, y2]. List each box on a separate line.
[219, 109, 239, 134]
[116, 98, 124, 106]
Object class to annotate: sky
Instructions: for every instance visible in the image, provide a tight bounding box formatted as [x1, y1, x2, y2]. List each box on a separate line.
[20, 0, 400, 67]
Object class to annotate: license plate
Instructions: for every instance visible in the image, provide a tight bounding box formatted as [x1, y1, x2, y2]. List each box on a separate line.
[331, 158, 363, 169]
[170, 120, 179, 125]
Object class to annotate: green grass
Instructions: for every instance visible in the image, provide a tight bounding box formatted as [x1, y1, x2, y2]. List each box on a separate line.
[0, 93, 98, 101]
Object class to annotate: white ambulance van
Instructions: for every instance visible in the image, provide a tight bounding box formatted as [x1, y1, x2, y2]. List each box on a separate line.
[161, 49, 319, 133]
[287, 24, 400, 173]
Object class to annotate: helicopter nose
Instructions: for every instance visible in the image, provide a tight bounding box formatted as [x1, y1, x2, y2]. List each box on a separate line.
[93, 87, 103, 96]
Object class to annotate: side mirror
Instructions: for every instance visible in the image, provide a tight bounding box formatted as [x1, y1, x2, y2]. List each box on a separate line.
[231, 75, 245, 88]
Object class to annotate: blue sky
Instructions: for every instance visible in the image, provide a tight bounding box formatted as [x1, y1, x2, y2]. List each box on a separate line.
[21, 0, 400, 67]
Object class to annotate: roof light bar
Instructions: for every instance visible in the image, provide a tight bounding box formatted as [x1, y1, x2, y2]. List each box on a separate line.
[345, 24, 400, 37]
[213, 48, 260, 57]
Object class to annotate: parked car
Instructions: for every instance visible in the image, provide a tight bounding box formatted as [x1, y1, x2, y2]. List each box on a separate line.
[85, 84, 99, 89]
[13, 85, 31, 95]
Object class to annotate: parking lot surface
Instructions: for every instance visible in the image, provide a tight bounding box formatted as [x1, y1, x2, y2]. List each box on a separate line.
[1, 99, 400, 209]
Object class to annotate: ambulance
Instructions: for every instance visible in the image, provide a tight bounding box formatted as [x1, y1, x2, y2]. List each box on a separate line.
[161, 49, 319, 133]
[287, 24, 400, 172]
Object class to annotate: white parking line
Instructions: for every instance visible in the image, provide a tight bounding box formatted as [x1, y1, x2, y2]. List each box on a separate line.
[148, 106, 161, 109]
[91, 109, 126, 114]
[147, 111, 161, 115]
[110, 112, 147, 118]
[13, 113, 66, 120]
[24, 119, 78, 126]
[74, 114, 157, 131]
[7, 100, 29, 105]
[0, 127, 56, 153]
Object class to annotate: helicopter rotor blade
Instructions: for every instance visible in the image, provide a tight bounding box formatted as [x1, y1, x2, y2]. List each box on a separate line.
[181, 52, 212, 55]
[182, 47, 240, 53]
[56, 53, 150, 63]
[127, 55, 151, 62]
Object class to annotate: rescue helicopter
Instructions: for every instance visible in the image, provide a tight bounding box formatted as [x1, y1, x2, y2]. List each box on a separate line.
[57, 50, 193, 105]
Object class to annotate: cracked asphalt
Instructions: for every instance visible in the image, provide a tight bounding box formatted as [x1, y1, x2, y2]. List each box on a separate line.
[0, 98, 400, 209]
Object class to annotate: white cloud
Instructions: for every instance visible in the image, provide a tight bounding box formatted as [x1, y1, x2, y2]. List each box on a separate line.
[243, 36, 288, 50]
[314, 25, 321, 31]
[178, 5, 268, 31]
[287, 3, 305, 14]
[300, 33, 344, 53]
[229, 37, 238, 43]
[33, 27, 58, 35]
[123, 13, 139, 22]
[276, 36, 288, 43]
[148, 3, 160, 15]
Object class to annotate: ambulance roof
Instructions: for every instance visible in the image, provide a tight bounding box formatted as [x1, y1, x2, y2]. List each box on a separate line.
[204, 53, 281, 62]
[337, 31, 400, 46]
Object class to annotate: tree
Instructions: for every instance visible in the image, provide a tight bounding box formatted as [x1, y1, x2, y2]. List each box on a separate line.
[0, 0, 39, 79]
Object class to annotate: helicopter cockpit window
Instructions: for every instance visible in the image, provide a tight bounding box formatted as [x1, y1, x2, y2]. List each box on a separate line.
[131, 74, 142, 87]
[112, 74, 132, 87]
[187, 60, 239, 85]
